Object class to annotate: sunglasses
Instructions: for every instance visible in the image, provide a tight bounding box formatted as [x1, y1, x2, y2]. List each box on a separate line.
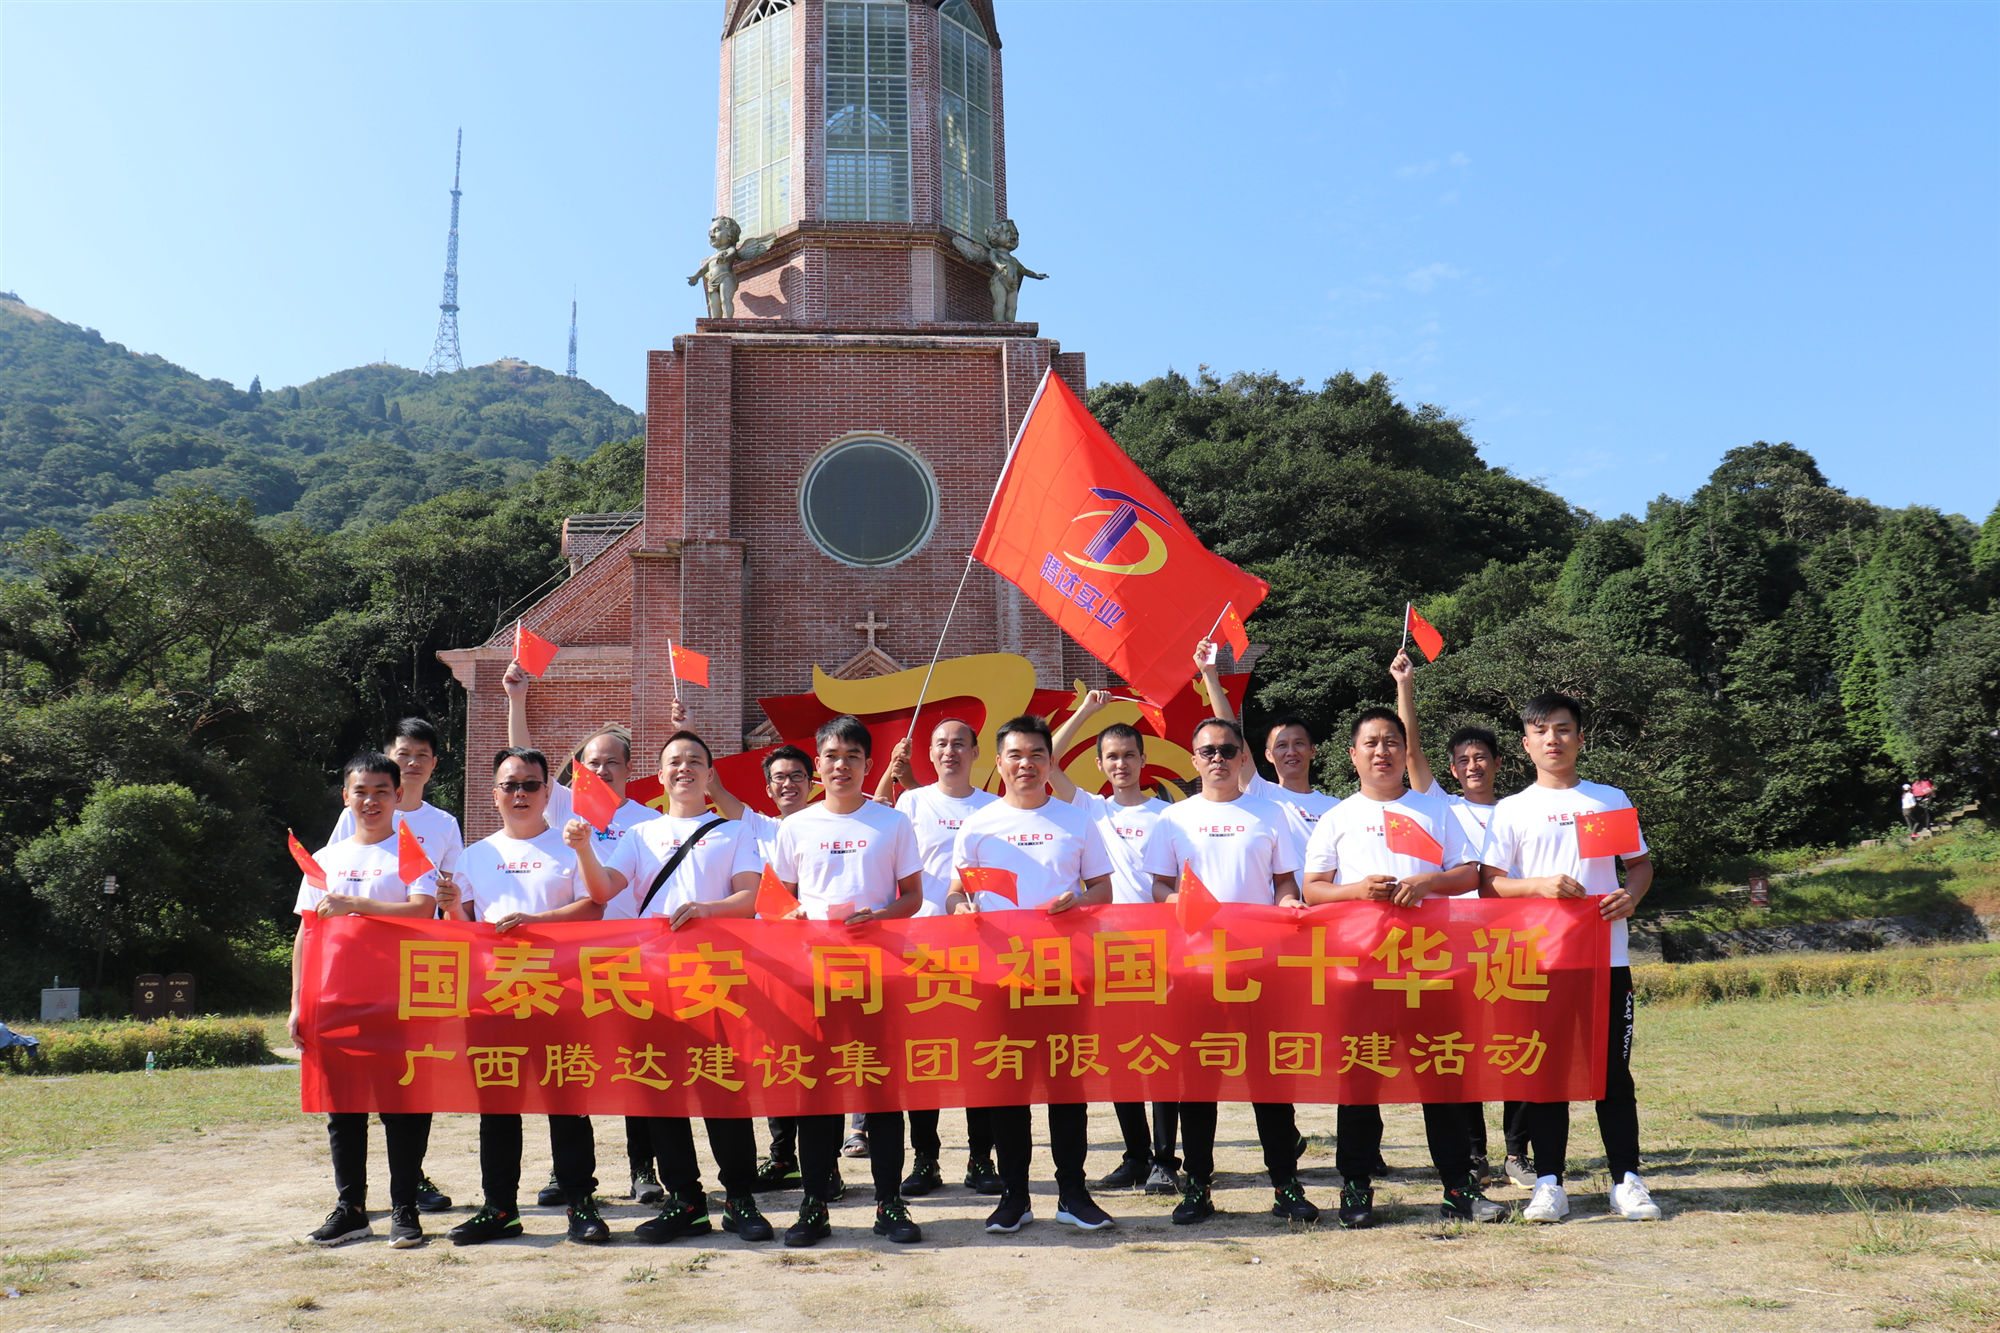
[495, 780, 546, 794]
[1193, 744, 1242, 761]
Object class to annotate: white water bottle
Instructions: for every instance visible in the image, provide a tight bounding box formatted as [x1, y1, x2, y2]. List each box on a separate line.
[144, 1050, 156, 1075]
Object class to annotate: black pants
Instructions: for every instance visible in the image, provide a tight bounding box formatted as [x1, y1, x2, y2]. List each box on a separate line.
[327, 1112, 431, 1211]
[907, 1106, 994, 1161]
[991, 1103, 1088, 1199]
[479, 1113, 596, 1210]
[1455, 1102, 1530, 1159]
[626, 1116, 658, 1174]
[648, 1117, 756, 1202]
[1112, 1101, 1180, 1171]
[1518, 965, 1641, 1183]
[1178, 1102, 1297, 1187]
[800, 1111, 904, 1202]
[1335, 1102, 1473, 1188]
[767, 1116, 796, 1162]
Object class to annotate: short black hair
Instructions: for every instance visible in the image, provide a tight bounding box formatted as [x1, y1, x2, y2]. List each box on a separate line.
[1264, 714, 1312, 748]
[1350, 707, 1406, 744]
[1520, 692, 1584, 730]
[1096, 722, 1145, 756]
[662, 730, 713, 765]
[493, 746, 549, 780]
[764, 744, 812, 777]
[1193, 717, 1247, 749]
[342, 751, 402, 789]
[389, 717, 441, 752]
[1447, 726, 1499, 761]
[816, 714, 873, 758]
[995, 714, 1053, 754]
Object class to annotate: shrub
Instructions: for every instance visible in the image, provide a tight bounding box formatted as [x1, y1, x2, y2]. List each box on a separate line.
[1635, 944, 2000, 1005]
[2, 1016, 273, 1074]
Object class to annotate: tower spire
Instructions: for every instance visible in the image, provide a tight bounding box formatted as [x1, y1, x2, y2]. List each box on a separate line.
[423, 129, 465, 376]
[566, 292, 578, 379]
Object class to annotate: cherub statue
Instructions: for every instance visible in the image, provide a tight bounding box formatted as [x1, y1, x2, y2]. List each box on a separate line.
[951, 218, 1047, 322]
[688, 216, 774, 319]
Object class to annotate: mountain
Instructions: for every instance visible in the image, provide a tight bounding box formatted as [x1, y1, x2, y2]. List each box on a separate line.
[0, 295, 643, 545]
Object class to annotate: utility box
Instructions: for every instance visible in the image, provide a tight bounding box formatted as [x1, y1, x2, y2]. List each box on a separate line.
[41, 986, 79, 1021]
[133, 973, 167, 1020]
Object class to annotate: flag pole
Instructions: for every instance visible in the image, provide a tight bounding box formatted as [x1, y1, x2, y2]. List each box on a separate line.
[904, 555, 978, 751]
[1399, 603, 1411, 657]
[1205, 603, 1228, 643]
[668, 638, 681, 704]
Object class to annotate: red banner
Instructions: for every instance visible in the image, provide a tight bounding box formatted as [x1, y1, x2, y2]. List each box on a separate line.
[300, 899, 1608, 1116]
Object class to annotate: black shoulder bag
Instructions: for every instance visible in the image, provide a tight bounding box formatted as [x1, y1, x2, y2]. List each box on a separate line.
[637, 819, 730, 917]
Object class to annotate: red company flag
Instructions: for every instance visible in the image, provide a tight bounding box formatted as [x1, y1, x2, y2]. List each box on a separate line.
[396, 821, 436, 887]
[755, 864, 796, 920]
[288, 830, 327, 891]
[514, 621, 559, 677]
[669, 642, 711, 689]
[959, 865, 1020, 905]
[1176, 864, 1221, 933]
[1383, 811, 1444, 866]
[973, 370, 1269, 710]
[1576, 806, 1644, 859]
[1405, 604, 1445, 663]
[570, 760, 620, 833]
[1218, 601, 1250, 661]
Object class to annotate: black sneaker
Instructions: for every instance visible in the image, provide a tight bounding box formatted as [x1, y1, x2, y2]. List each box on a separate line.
[900, 1154, 943, 1197]
[784, 1197, 831, 1248]
[1369, 1154, 1394, 1178]
[1143, 1164, 1180, 1195]
[414, 1176, 452, 1213]
[827, 1170, 848, 1203]
[1338, 1180, 1376, 1230]
[873, 1198, 922, 1243]
[1442, 1182, 1509, 1224]
[1055, 1195, 1115, 1230]
[448, 1205, 522, 1246]
[841, 1131, 870, 1158]
[566, 1200, 611, 1244]
[307, 1204, 371, 1246]
[1171, 1179, 1215, 1226]
[985, 1193, 1033, 1233]
[1097, 1157, 1149, 1190]
[1503, 1155, 1536, 1189]
[634, 1194, 713, 1244]
[964, 1157, 1005, 1195]
[630, 1166, 665, 1204]
[388, 1204, 424, 1248]
[1271, 1180, 1320, 1223]
[753, 1157, 801, 1192]
[1469, 1155, 1494, 1188]
[722, 1195, 774, 1243]
[536, 1172, 565, 1207]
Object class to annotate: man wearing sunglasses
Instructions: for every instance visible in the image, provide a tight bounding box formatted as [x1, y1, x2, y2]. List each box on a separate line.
[1143, 718, 1320, 1226]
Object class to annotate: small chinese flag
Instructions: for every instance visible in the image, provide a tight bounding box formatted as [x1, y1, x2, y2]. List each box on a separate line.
[570, 759, 620, 832]
[669, 642, 711, 688]
[1135, 697, 1169, 739]
[1383, 811, 1444, 866]
[1575, 806, 1643, 859]
[1405, 603, 1444, 664]
[755, 864, 796, 920]
[287, 829, 327, 891]
[1176, 864, 1221, 932]
[396, 820, 435, 886]
[514, 621, 559, 677]
[1218, 601, 1250, 661]
[960, 865, 1020, 905]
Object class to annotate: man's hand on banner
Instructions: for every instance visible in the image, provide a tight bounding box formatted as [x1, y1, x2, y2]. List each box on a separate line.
[668, 900, 711, 931]
[1360, 874, 1399, 903]
[1044, 889, 1079, 915]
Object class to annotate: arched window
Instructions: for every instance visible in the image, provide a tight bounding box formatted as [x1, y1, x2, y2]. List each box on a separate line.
[824, 1, 910, 222]
[939, 0, 993, 238]
[731, 1, 793, 235]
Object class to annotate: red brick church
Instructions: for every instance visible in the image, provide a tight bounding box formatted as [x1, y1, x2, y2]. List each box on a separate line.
[441, 0, 1106, 839]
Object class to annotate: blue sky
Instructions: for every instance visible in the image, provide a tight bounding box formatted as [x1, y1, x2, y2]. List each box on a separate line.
[3, 1, 1994, 523]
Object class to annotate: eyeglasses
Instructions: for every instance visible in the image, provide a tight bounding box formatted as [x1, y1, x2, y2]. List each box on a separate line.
[1194, 744, 1242, 761]
[495, 780, 546, 794]
[769, 772, 809, 785]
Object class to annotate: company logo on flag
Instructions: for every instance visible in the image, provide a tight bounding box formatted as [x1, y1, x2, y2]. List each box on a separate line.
[1575, 806, 1643, 859]
[1383, 811, 1444, 867]
[1063, 489, 1174, 577]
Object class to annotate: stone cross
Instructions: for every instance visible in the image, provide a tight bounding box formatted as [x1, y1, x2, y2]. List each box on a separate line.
[854, 611, 889, 651]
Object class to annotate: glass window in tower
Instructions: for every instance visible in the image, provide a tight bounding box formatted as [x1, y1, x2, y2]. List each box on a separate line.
[731, 1, 793, 236]
[824, 1, 910, 223]
[939, 0, 993, 238]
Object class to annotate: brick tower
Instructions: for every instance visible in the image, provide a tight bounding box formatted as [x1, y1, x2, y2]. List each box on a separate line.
[442, 0, 1100, 839]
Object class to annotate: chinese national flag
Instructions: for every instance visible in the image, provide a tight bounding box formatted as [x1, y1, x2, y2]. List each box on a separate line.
[288, 830, 327, 891]
[669, 642, 711, 688]
[1134, 697, 1169, 740]
[1218, 601, 1250, 661]
[755, 864, 796, 920]
[1405, 604, 1445, 663]
[1383, 811, 1444, 866]
[973, 369, 1269, 711]
[959, 865, 1020, 905]
[514, 621, 559, 677]
[1576, 806, 1643, 859]
[570, 760, 620, 832]
[1176, 864, 1221, 932]
[396, 821, 435, 886]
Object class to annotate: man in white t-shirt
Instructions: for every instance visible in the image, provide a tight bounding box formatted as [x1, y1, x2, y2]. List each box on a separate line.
[442, 747, 615, 1247]
[945, 714, 1116, 1234]
[292, 753, 442, 1250]
[593, 730, 772, 1247]
[768, 715, 927, 1248]
[1142, 717, 1320, 1227]
[1196, 645, 1341, 848]
[876, 719, 1002, 1195]
[1047, 691, 1182, 1196]
[1479, 691, 1661, 1225]
[1302, 706, 1508, 1228]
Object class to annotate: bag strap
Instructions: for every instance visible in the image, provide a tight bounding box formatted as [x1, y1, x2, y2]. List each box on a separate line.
[638, 818, 730, 917]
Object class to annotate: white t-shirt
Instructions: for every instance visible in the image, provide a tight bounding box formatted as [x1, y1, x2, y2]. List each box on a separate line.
[1442, 794, 1498, 896]
[1303, 785, 1472, 885]
[951, 797, 1113, 911]
[1247, 772, 1340, 847]
[295, 836, 437, 915]
[896, 785, 999, 916]
[1141, 791, 1300, 904]
[1901, 790, 1917, 812]
[771, 801, 923, 920]
[737, 808, 783, 865]
[329, 800, 464, 873]
[604, 813, 762, 920]
[457, 826, 583, 922]
[1066, 788, 1168, 905]
[1479, 779, 1650, 967]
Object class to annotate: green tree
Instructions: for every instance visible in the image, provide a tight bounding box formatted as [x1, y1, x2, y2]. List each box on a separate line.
[1842, 507, 1976, 750]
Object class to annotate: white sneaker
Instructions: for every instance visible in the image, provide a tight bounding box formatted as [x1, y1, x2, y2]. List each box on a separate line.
[1522, 1177, 1569, 1223]
[1610, 1172, 1661, 1220]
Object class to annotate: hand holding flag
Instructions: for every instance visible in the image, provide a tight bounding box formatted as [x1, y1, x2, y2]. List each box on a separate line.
[1383, 811, 1444, 866]
[959, 865, 1020, 906]
[1175, 864, 1221, 932]
[513, 621, 559, 677]
[1575, 806, 1643, 859]
[396, 821, 436, 888]
[570, 759, 620, 833]
[755, 864, 797, 920]
[288, 830, 327, 891]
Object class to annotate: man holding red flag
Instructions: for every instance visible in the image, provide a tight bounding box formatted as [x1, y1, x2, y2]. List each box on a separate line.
[1141, 717, 1316, 1226]
[1479, 691, 1659, 1225]
[945, 714, 1115, 1235]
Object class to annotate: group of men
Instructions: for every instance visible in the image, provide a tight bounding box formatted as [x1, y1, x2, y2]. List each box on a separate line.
[290, 646, 1661, 1250]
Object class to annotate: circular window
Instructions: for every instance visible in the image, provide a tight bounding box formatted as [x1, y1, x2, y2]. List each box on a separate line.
[799, 436, 938, 567]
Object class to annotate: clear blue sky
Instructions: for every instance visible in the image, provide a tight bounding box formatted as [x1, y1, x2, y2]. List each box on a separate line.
[3, 1, 1995, 522]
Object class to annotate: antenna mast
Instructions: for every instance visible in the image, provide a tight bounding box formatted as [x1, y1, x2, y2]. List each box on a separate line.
[566, 293, 578, 379]
[423, 129, 465, 375]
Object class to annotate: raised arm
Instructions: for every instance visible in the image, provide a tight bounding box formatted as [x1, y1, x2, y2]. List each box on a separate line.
[503, 661, 533, 750]
[874, 736, 914, 804]
[706, 767, 746, 820]
[1048, 689, 1113, 801]
[1195, 641, 1233, 724]
[1392, 651, 1435, 794]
